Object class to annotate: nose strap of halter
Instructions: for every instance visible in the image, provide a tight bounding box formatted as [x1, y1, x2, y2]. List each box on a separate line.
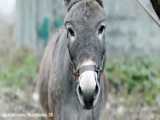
[78, 65, 97, 75]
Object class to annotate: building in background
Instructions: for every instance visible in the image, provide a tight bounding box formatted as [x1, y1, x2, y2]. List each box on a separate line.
[0, 0, 160, 57]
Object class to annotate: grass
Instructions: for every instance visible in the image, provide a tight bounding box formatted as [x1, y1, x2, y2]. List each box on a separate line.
[0, 49, 160, 105]
[106, 56, 160, 105]
[0, 49, 38, 90]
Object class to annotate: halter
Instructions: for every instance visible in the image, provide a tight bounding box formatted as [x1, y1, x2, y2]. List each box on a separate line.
[67, 41, 105, 81]
[66, 0, 105, 81]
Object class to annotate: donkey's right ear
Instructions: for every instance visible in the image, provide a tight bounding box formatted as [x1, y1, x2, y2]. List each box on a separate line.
[64, 0, 80, 10]
[64, 0, 71, 7]
[64, 0, 77, 8]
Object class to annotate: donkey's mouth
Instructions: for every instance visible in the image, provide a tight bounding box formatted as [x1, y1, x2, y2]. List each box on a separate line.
[76, 89, 95, 110]
[83, 97, 94, 110]
[76, 88, 100, 110]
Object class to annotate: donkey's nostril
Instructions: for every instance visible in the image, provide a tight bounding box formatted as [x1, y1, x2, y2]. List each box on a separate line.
[78, 85, 83, 95]
[95, 84, 99, 95]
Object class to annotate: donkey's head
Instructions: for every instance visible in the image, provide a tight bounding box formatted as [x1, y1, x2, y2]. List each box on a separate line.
[64, 0, 106, 109]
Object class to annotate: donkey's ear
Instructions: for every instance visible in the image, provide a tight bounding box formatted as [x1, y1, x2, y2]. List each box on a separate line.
[96, 0, 104, 7]
[64, 0, 79, 10]
[64, 0, 104, 9]
[64, 0, 79, 7]
[64, 0, 71, 7]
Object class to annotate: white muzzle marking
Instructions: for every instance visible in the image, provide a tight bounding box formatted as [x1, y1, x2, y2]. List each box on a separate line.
[79, 60, 97, 92]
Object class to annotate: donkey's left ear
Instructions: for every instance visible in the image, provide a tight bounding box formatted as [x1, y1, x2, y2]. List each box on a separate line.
[96, 0, 104, 7]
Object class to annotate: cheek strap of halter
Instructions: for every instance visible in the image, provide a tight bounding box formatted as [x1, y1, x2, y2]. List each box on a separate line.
[67, 37, 78, 75]
[73, 55, 105, 81]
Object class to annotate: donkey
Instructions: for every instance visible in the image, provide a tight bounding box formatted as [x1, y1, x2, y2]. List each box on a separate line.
[38, 0, 108, 119]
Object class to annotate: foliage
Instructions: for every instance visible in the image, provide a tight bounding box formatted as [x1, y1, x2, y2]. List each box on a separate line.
[54, 16, 64, 29]
[38, 17, 51, 42]
[106, 56, 160, 105]
[0, 49, 38, 90]
[0, 50, 160, 105]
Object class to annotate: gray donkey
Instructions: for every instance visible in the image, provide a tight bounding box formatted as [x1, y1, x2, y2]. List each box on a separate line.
[38, 0, 108, 119]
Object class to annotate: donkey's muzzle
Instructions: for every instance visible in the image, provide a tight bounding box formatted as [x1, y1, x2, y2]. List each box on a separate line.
[76, 79, 101, 110]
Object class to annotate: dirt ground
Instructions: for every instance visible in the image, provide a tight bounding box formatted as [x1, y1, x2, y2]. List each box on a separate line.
[0, 84, 160, 120]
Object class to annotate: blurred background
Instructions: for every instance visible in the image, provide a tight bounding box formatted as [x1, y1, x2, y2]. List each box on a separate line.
[0, 0, 160, 120]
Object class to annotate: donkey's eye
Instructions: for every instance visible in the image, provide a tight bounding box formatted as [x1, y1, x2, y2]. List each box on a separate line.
[98, 25, 106, 35]
[97, 24, 106, 40]
[68, 27, 75, 37]
[66, 23, 76, 42]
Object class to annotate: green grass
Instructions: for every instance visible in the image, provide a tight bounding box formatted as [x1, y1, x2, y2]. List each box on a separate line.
[0, 49, 38, 90]
[0, 49, 160, 105]
[106, 56, 160, 105]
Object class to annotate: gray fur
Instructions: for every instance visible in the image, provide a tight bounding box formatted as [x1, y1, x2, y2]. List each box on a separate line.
[64, 0, 104, 11]
[38, 0, 108, 120]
